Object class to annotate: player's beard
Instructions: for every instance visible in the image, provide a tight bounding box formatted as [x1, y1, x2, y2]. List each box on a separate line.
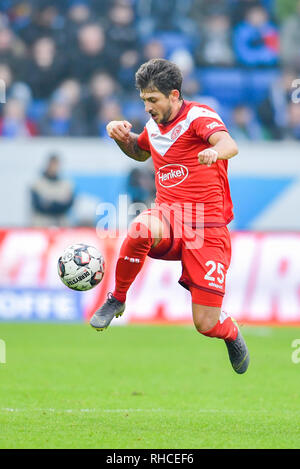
[160, 105, 172, 125]
[152, 104, 172, 124]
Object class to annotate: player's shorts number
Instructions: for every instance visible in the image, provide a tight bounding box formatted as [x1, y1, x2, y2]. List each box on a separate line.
[204, 261, 225, 284]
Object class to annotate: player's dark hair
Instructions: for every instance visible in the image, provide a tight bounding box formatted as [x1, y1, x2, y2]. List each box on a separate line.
[135, 59, 183, 98]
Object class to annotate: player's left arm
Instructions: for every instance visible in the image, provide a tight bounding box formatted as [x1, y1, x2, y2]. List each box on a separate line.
[198, 131, 239, 166]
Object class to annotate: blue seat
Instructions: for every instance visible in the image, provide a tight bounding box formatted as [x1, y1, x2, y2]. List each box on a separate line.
[196, 68, 247, 107]
[151, 31, 195, 56]
[217, 105, 233, 128]
[245, 69, 280, 104]
[27, 99, 48, 122]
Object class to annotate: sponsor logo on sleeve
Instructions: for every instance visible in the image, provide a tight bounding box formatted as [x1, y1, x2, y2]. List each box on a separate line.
[206, 121, 223, 130]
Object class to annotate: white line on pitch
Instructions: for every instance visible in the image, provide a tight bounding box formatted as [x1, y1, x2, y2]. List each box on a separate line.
[1, 408, 296, 414]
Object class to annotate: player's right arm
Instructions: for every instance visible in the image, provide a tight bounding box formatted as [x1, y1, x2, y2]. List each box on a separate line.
[106, 120, 151, 162]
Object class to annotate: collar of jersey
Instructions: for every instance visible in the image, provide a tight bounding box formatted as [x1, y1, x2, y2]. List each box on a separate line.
[157, 100, 188, 133]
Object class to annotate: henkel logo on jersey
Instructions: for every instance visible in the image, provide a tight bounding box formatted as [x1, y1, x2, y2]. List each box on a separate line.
[157, 164, 188, 188]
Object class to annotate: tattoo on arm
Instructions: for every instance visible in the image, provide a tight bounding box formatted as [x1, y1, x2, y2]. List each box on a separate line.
[115, 133, 151, 162]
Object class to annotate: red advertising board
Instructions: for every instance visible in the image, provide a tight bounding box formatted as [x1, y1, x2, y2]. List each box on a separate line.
[0, 229, 299, 325]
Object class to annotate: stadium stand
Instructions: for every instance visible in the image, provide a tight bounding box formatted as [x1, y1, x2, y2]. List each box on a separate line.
[0, 0, 298, 140]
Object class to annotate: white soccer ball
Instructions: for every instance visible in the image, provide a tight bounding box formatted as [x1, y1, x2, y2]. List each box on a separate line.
[58, 244, 105, 291]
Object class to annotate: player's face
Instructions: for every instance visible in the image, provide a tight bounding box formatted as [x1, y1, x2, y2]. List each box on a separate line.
[140, 88, 179, 124]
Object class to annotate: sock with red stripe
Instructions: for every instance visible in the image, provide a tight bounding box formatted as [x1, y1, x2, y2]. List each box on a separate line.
[200, 311, 238, 342]
[112, 221, 153, 303]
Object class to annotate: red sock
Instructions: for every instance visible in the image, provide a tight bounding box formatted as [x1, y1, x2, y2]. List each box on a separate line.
[201, 311, 238, 342]
[113, 222, 153, 303]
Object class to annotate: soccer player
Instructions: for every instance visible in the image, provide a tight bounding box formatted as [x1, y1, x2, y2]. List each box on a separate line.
[90, 59, 249, 374]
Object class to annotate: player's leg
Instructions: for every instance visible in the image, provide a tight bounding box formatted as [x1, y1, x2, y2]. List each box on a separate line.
[192, 299, 249, 374]
[90, 211, 170, 331]
[111, 212, 165, 302]
[192, 302, 237, 341]
[181, 225, 249, 373]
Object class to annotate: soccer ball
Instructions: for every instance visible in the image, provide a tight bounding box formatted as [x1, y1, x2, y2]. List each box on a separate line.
[58, 244, 105, 291]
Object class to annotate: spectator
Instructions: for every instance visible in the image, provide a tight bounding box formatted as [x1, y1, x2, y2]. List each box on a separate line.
[64, 0, 94, 44]
[118, 49, 140, 93]
[7, 1, 33, 32]
[30, 154, 75, 227]
[195, 12, 235, 66]
[19, 2, 65, 47]
[0, 22, 27, 76]
[105, 2, 139, 77]
[168, 47, 204, 102]
[9, 81, 33, 111]
[189, 0, 227, 24]
[106, 2, 137, 50]
[52, 77, 84, 124]
[89, 98, 123, 137]
[181, 75, 201, 100]
[127, 165, 155, 209]
[0, 0, 291, 139]
[67, 0, 93, 25]
[136, 0, 195, 36]
[230, 104, 265, 140]
[55, 78, 82, 109]
[229, 0, 276, 26]
[258, 69, 297, 139]
[169, 48, 195, 78]
[24, 36, 67, 100]
[70, 23, 114, 82]
[0, 63, 13, 100]
[39, 94, 86, 136]
[80, 71, 119, 129]
[142, 38, 166, 62]
[280, 0, 300, 71]
[0, 65, 34, 121]
[233, 5, 279, 67]
[0, 98, 37, 137]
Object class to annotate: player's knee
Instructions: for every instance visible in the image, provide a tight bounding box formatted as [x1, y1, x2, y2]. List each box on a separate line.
[192, 304, 220, 333]
[128, 219, 151, 241]
[131, 214, 163, 246]
[194, 317, 216, 333]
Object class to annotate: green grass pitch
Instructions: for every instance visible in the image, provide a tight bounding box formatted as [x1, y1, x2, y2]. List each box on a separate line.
[0, 323, 299, 449]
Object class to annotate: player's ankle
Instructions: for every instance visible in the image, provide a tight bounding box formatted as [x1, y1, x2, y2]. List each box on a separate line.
[199, 317, 238, 341]
[112, 291, 126, 303]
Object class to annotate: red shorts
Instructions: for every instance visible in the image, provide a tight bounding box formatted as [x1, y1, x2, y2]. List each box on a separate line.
[145, 204, 232, 307]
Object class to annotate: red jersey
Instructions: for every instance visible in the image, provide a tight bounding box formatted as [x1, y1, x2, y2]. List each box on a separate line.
[137, 100, 234, 227]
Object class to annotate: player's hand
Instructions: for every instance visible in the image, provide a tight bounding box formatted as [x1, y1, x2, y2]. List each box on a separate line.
[198, 149, 218, 167]
[106, 120, 132, 143]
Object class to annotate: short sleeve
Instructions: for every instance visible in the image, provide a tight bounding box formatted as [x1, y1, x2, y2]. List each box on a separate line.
[137, 127, 151, 152]
[191, 106, 228, 142]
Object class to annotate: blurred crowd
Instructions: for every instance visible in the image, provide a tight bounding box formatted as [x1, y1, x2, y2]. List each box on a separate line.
[0, 0, 299, 140]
